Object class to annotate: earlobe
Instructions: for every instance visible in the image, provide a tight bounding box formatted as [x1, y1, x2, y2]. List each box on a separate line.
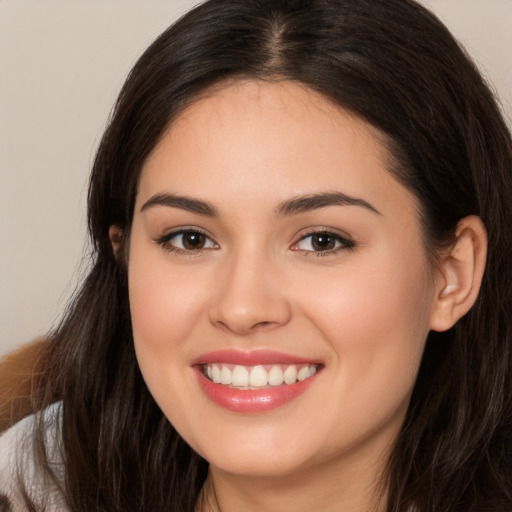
[109, 225, 124, 258]
[429, 215, 487, 332]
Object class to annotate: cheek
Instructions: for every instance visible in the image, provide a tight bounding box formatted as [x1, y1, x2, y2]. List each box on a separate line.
[295, 247, 433, 410]
[128, 250, 211, 363]
[127, 249, 213, 429]
[301, 244, 431, 332]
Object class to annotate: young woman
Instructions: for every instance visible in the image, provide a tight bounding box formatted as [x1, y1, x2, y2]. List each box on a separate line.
[1, 0, 511, 510]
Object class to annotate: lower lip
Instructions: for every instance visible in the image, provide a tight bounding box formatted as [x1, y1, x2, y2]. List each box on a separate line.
[195, 368, 318, 413]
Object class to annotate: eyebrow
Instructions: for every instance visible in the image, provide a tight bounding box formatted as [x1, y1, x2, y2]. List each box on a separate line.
[275, 192, 381, 217]
[141, 193, 218, 216]
[140, 191, 380, 218]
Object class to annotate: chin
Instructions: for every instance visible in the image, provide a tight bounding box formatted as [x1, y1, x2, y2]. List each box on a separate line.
[188, 425, 323, 478]
[208, 451, 312, 478]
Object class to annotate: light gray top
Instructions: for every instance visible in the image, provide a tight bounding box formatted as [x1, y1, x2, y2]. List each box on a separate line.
[0, 402, 67, 511]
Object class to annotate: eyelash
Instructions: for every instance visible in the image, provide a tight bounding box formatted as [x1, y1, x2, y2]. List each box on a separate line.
[291, 229, 356, 257]
[154, 228, 218, 255]
[154, 228, 356, 256]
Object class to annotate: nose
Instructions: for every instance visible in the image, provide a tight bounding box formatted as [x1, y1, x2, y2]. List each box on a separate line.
[208, 251, 292, 335]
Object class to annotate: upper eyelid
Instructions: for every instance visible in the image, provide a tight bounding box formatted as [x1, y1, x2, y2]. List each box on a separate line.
[155, 226, 216, 242]
[291, 228, 356, 252]
[154, 229, 219, 255]
[293, 226, 354, 242]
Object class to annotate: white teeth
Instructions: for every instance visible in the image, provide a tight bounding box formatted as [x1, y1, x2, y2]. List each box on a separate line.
[204, 363, 318, 388]
[232, 365, 249, 387]
[220, 366, 232, 385]
[297, 366, 310, 381]
[268, 365, 284, 386]
[249, 366, 268, 387]
[283, 365, 298, 385]
[212, 364, 221, 384]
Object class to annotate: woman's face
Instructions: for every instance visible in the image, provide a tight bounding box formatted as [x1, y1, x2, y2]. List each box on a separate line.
[128, 80, 442, 478]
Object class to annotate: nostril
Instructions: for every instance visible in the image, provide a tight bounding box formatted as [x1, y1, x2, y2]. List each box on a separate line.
[214, 319, 278, 334]
[208, 281, 293, 333]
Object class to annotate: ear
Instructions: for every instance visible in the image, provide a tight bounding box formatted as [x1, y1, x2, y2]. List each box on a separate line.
[109, 225, 124, 257]
[429, 215, 487, 332]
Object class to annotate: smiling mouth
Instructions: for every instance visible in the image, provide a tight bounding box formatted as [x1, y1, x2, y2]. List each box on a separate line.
[202, 363, 320, 389]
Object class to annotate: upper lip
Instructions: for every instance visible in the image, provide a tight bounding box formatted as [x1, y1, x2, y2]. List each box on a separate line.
[190, 349, 321, 366]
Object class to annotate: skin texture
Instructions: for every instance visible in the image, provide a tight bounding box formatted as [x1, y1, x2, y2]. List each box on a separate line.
[120, 80, 486, 512]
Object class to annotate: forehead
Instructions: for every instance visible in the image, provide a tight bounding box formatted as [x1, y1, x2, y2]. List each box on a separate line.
[137, 79, 417, 221]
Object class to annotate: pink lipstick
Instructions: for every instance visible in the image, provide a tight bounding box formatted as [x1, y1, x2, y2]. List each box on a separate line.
[192, 350, 322, 413]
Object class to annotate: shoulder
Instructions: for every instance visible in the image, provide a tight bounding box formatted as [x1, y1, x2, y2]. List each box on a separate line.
[0, 402, 67, 511]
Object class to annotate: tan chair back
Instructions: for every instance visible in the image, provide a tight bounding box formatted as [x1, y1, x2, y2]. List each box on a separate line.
[0, 339, 48, 433]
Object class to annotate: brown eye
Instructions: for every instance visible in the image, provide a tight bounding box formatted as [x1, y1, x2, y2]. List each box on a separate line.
[157, 230, 217, 252]
[311, 233, 336, 251]
[294, 231, 355, 253]
[182, 231, 207, 250]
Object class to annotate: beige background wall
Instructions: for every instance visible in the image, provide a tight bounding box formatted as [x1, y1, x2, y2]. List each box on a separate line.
[1, 0, 511, 357]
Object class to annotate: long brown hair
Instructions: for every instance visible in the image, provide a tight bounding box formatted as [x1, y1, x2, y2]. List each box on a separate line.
[20, 0, 512, 510]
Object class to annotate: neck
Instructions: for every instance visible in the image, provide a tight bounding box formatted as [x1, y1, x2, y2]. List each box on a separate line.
[198, 440, 391, 512]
